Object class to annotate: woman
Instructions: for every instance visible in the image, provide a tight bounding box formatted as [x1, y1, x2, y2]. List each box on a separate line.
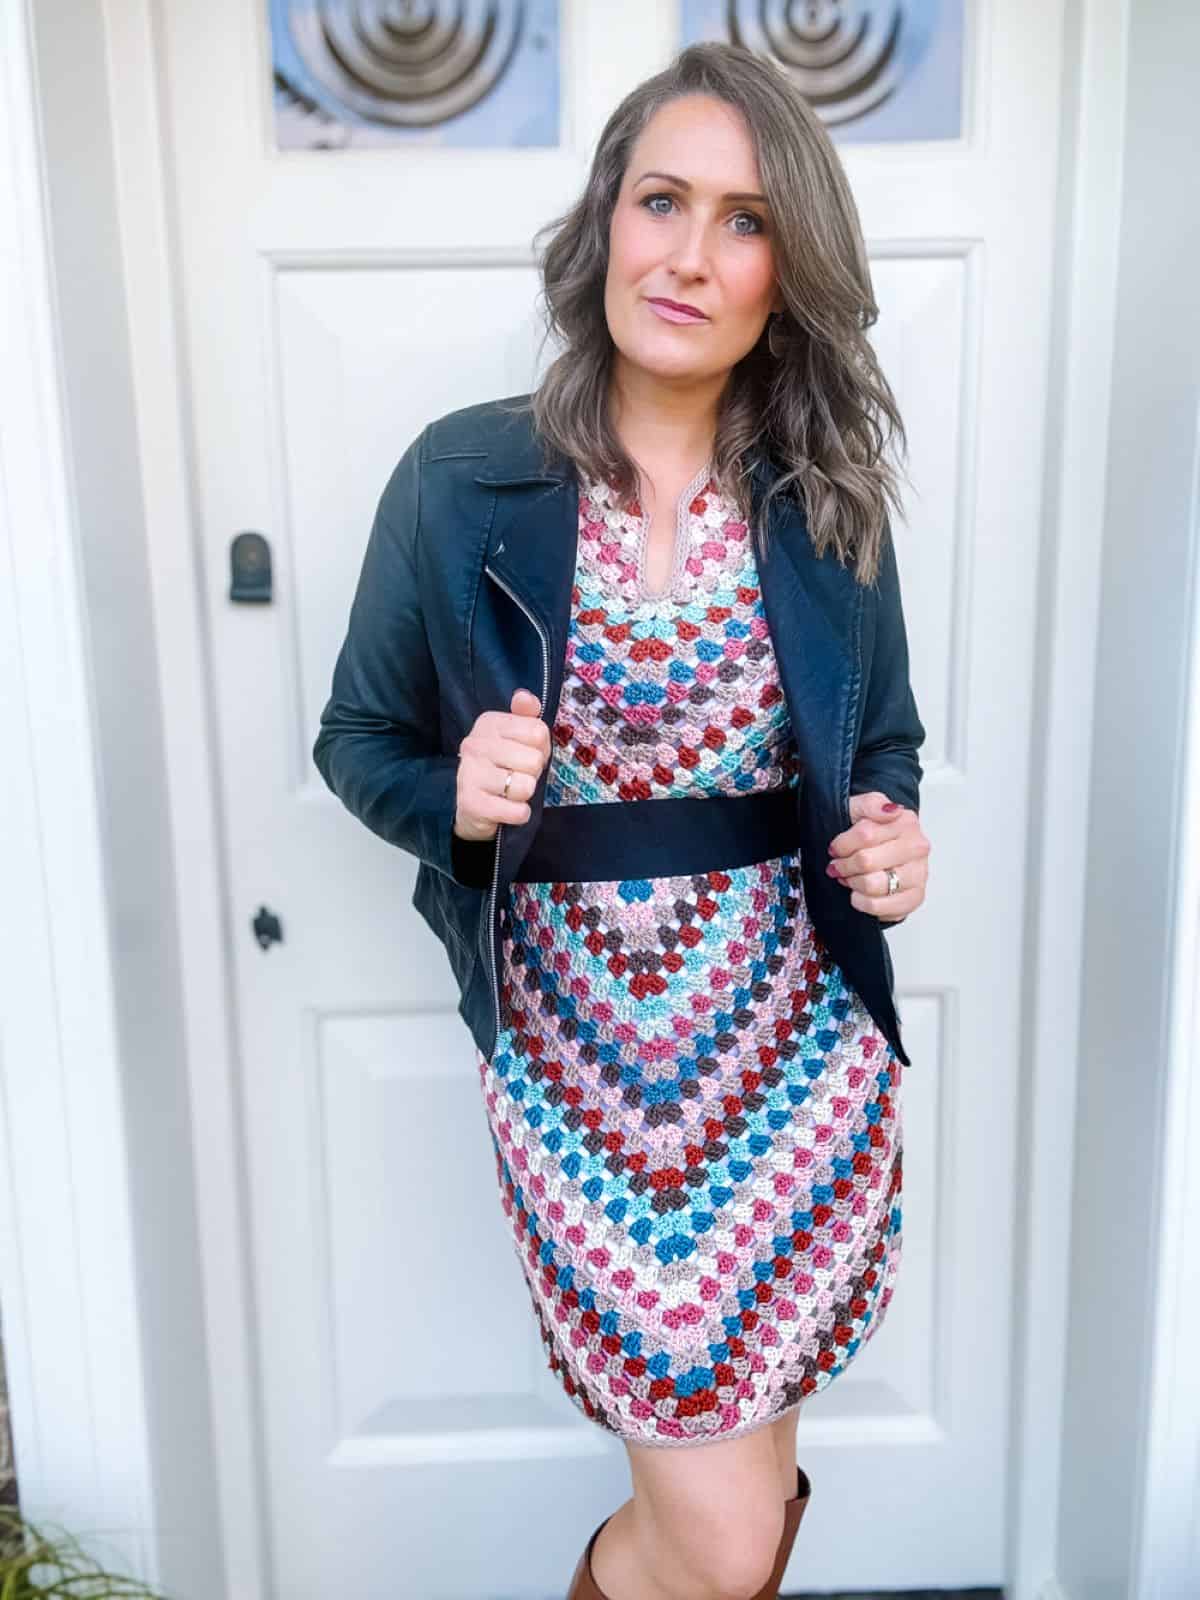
[314, 41, 930, 1600]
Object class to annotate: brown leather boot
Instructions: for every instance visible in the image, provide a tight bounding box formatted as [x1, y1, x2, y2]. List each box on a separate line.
[747, 1465, 812, 1600]
[564, 1512, 615, 1600]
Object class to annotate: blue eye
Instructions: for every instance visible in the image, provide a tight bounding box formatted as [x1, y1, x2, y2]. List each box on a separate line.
[639, 193, 765, 236]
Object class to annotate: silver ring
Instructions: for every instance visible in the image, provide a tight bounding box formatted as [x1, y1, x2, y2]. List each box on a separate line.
[501, 769, 514, 799]
[886, 867, 901, 896]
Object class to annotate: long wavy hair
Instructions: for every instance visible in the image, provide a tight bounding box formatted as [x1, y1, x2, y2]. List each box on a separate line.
[508, 41, 908, 587]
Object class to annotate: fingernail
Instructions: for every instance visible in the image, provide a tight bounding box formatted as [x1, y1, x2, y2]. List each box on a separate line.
[826, 861, 841, 878]
[882, 802, 899, 813]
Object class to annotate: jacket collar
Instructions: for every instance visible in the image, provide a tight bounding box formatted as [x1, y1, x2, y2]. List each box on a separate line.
[471, 401, 570, 486]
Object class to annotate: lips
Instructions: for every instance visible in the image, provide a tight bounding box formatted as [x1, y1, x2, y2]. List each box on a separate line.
[646, 297, 709, 324]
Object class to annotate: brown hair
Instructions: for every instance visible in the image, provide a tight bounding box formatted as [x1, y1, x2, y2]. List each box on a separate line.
[508, 40, 908, 586]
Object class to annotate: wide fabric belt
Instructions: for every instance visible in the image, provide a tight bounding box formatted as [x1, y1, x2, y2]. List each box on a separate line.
[512, 782, 804, 884]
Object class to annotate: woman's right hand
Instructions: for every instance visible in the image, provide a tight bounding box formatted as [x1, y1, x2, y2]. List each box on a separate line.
[454, 687, 552, 843]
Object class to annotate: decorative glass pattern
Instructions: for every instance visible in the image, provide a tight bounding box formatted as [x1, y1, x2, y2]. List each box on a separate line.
[271, 0, 560, 149]
[681, 0, 965, 143]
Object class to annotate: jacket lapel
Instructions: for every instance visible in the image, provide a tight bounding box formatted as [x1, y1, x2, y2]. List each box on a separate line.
[748, 457, 862, 831]
[472, 450, 578, 733]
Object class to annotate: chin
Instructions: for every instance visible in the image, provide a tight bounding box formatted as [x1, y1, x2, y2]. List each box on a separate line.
[619, 338, 705, 378]
[640, 358, 708, 384]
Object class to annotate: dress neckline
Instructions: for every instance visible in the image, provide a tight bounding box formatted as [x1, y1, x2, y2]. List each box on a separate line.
[630, 458, 714, 603]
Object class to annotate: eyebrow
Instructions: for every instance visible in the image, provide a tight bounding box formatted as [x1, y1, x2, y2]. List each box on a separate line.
[633, 170, 768, 205]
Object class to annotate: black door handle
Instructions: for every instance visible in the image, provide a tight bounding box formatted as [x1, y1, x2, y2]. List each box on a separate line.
[230, 532, 272, 602]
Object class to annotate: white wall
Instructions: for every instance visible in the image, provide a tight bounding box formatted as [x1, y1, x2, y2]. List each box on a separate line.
[1059, 1, 1200, 1594]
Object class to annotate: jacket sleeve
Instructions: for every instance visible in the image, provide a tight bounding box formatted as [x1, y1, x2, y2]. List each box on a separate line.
[850, 518, 926, 924]
[312, 427, 496, 890]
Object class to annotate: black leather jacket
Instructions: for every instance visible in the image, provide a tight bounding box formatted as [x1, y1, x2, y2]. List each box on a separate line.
[312, 395, 926, 1065]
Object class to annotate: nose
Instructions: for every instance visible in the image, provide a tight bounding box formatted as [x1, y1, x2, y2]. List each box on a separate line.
[667, 214, 712, 279]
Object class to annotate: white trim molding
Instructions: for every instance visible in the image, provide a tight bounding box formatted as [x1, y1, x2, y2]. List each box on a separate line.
[1006, 2, 1132, 1598]
[1136, 410, 1200, 1594]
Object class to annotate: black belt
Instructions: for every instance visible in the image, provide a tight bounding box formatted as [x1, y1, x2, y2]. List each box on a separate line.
[512, 782, 804, 884]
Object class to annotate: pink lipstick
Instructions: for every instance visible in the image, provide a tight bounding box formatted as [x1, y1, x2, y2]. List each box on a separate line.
[646, 297, 709, 324]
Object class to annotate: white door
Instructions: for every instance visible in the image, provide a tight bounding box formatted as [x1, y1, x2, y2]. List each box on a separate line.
[154, 1, 1065, 1593]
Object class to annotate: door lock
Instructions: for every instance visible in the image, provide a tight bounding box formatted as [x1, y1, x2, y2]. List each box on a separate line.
[252, 905, 283, 949]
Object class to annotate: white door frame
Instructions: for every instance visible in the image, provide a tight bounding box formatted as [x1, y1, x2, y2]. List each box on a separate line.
[1004, 1, 1132, 1594]
[0, 0, 160, 1580]
[1, 2, 1176, 1596]
[0, 0, 263, 1592]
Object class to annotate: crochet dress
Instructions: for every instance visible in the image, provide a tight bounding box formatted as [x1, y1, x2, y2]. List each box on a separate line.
[474, 461, 904, 1447]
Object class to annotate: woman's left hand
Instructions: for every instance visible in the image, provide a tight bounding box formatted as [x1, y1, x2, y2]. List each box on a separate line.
[826, 791, 930, 923]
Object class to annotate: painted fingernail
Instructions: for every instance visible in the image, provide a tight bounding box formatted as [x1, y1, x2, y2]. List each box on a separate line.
[826, 861, 841, 878]
[882, 802, 899, 813]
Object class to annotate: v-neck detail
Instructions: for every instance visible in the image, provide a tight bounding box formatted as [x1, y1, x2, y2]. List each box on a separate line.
[632, 458, 715, 603]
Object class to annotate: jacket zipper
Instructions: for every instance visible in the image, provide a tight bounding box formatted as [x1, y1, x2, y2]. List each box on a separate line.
[840, 583, 866, 833]
[482, 564, 550, 1050]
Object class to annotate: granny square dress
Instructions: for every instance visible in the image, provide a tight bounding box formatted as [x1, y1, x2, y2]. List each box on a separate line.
[474, 461, 904, 1448]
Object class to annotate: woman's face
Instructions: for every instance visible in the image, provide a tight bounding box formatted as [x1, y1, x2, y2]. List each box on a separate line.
[605, 93, 783, 388]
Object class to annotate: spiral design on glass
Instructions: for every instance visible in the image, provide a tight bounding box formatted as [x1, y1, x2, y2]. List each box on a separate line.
[725, 0, 909, 126]
[281, 0, 525, 128]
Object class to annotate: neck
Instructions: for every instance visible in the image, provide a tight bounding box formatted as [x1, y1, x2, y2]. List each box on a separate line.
[608, 353, 726, 470]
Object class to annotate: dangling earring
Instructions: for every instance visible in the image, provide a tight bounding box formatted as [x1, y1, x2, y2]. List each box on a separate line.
[767, 311, 787, 359]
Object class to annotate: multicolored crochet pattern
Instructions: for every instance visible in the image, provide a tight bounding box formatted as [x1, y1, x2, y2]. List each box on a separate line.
[475, 463, 903, 1447]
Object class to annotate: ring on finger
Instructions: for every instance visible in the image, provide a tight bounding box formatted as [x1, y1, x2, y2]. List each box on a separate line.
[886, 867, 901, 896]
[501, 769, 514, 799]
